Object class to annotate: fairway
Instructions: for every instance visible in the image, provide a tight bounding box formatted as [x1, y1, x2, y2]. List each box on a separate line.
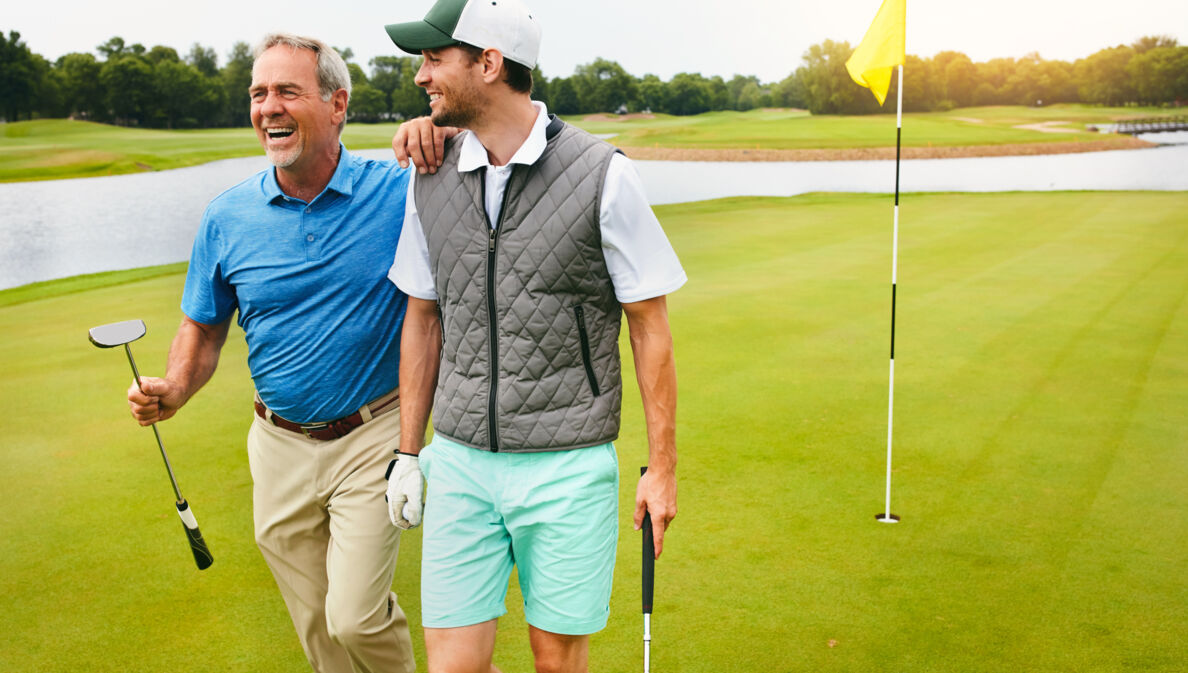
[2, 104, 1167, 182]
[1, 192, 1186, 672]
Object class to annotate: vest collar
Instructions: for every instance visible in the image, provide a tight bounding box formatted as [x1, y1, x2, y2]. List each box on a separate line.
[457, 101, 554, 173]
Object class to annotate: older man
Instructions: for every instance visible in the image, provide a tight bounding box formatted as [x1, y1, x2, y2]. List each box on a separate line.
[382, 1, 684, 672]
[127, 34, 415, 673]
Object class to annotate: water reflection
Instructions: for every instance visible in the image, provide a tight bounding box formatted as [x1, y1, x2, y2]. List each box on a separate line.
[1, 139, 1186, 291]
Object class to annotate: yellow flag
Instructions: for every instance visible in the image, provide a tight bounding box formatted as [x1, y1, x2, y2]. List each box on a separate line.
[845, 0, 906, 106]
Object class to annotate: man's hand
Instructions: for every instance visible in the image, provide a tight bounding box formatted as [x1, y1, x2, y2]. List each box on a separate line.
[385, 452, 424, 529]
[635, 466, 677, 559]
[392, 117, 459, 174]
[127, 376, 187, 426]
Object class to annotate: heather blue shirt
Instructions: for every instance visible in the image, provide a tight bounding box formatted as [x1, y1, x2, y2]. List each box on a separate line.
[182, 146, 410, 423]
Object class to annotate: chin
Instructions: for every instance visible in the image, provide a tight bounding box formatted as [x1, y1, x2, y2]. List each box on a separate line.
[265, 147, 301, 168]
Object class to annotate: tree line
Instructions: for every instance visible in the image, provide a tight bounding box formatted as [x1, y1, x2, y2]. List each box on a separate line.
[1, 30, 1185, 127]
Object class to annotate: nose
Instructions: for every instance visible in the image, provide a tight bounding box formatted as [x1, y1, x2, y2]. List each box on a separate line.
[414, 59, 430, 88]
[259, 89, 285, 117]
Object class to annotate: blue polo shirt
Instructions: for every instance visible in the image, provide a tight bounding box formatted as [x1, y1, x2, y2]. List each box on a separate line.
[182, 146, 410, 423]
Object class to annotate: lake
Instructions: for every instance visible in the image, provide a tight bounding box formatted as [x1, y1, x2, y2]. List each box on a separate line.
[1, 134, 1186, 291]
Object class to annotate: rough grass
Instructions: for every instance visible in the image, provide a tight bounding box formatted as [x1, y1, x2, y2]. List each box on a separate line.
[0, 192, 1186, 672]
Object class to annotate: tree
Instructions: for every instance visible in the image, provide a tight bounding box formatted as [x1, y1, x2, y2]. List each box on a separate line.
[573, 58, 636, 113]
[727, 74, 761, 110]
[1075, 46, 1136, 105]
[222, 41, 254, 126]
[665, 73, 711, 115]
[797, 40, 878, 114]
[390, 60, 429, 120]
[100, 54, 155, 125]
[347, 62, 369, 87]
[146, 45, 180, 64]
[54, 52, 103, 119]
[0, 31, 38, 120]
[154, 59, 222, 128]
[187, 44, 219, 77]
[769, 72, 806, 109]
[634, 74, 666, 113]
[549, 77, 579, 115]
[530, 65, 549, 104]
[96, 36, 128, 60]
[933, 51, 975, 108]
[1132, 35, 1178, 54]
[1127, 46, 1187, 104]
[348, 84, 386, 122]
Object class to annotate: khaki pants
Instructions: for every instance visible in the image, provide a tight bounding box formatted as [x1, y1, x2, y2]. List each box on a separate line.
[247, 402, 415, 673]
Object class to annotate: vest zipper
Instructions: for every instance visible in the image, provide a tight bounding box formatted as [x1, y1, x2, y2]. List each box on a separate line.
[483, 167, 517, 452]
[574, 305, 601, 397]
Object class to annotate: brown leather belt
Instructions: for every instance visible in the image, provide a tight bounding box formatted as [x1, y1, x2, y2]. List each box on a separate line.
[254, 389, 399, 441]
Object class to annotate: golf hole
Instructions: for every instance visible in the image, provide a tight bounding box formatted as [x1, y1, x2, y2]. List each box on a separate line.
[875, 513, 901, 523]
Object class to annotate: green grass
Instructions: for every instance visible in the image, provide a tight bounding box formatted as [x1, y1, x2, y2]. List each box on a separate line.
[0, 119, 408, 183]
[1, 192, 1186, 671]
[588, 104, 1173, 150]
[3, 104, 1172, 182]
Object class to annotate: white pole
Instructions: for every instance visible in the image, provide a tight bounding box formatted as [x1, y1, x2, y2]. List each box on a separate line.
[879, 63, 903, 524]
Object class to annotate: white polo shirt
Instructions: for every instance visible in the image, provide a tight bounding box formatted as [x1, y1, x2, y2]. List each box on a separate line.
[388, 102, 686, 304]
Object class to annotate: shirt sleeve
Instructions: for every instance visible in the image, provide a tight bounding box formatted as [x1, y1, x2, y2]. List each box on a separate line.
[388, 170, 439, 301]
[180, 208, 237, 325]
[600, 153, 688, 304]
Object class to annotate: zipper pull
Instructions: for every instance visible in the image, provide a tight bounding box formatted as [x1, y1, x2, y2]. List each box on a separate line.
[488, 228, 496, 253]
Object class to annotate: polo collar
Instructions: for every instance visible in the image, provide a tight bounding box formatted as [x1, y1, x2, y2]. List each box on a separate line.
[262, 143, 355, 202]
[457, 101, 551, 173]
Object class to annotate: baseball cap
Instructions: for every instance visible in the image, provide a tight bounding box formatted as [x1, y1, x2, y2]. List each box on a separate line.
[385, 0, 541, 69]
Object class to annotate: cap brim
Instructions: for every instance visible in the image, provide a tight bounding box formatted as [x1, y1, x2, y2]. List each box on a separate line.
[385, 20, 457, 55]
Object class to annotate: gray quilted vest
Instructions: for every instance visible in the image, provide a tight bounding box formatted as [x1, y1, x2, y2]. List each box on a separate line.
[415, 117, 623, 452]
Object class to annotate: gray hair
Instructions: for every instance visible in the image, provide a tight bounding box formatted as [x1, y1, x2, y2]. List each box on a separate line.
[253, 33, 352, 102]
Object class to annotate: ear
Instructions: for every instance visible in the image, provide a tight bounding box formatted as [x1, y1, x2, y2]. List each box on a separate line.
[330, 88, 349, 126]
[479, 48, 505, 85]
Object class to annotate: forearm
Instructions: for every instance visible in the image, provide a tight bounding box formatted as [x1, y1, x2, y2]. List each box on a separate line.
[399, 298, 442, 455]
[164, 316, 230, 406]
[625, 297, 678, 474]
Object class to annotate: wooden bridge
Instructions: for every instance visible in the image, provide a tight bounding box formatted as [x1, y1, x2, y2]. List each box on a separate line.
[1111, 116, 1188, 135]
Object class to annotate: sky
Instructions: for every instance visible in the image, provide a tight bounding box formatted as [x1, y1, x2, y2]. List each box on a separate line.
[8, 0, 1187, 83]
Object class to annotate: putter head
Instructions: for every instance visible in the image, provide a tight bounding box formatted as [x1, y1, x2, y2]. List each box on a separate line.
[88, 319, 146, 348]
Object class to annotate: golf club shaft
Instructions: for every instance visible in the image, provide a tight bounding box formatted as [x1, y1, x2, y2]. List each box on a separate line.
[124, 343, 213, 569]
[125, 344, 183, 501]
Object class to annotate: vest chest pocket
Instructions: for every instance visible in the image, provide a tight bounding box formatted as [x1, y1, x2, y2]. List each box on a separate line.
[573, 305, 602, 397]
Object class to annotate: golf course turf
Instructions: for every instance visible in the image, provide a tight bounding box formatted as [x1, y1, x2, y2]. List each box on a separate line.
[1, 191, 1185, 671]
[1, 104, 1173, 181]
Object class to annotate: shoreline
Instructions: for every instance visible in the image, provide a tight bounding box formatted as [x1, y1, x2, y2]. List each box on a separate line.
[617, 136, 1157, 162]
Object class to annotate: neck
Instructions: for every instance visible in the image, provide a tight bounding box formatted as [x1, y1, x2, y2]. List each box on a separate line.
[276, 142, 342, 202]
[470, 96, 538, 167]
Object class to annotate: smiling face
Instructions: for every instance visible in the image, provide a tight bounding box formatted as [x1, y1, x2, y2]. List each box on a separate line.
[415, 46, 485, 129]
[249, 46, 345, 171]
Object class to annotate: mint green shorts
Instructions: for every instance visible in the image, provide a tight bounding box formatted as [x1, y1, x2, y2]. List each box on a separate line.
[419, 435, 619, 634]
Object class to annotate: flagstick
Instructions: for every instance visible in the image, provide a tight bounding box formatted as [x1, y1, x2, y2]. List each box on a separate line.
[877, 63, 903, 524]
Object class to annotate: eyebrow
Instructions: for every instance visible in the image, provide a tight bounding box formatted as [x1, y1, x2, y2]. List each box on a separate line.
[250, 80, 304, 94]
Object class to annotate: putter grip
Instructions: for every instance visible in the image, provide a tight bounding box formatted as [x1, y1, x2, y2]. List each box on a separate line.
[641, 466, 655, 614]
[176, 500, 214, 570]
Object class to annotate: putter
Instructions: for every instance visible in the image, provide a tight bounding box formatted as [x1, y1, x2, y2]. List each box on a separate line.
[89, 319, 213, 570]
[641, 466, 655, 673]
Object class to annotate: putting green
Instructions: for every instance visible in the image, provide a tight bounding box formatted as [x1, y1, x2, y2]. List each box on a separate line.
[1, 191, 1185, 672]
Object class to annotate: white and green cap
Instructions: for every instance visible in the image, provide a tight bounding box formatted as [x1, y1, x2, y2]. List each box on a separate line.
[385, 0, 541, 69]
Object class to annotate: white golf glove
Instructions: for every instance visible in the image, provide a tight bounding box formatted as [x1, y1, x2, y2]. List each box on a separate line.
[385, 452, 423, 529]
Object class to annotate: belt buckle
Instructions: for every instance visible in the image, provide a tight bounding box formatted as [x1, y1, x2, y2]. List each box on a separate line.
[301, 422, 331, 439]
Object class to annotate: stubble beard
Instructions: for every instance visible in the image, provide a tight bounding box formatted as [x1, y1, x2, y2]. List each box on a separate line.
[431, 82, 482, 129]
